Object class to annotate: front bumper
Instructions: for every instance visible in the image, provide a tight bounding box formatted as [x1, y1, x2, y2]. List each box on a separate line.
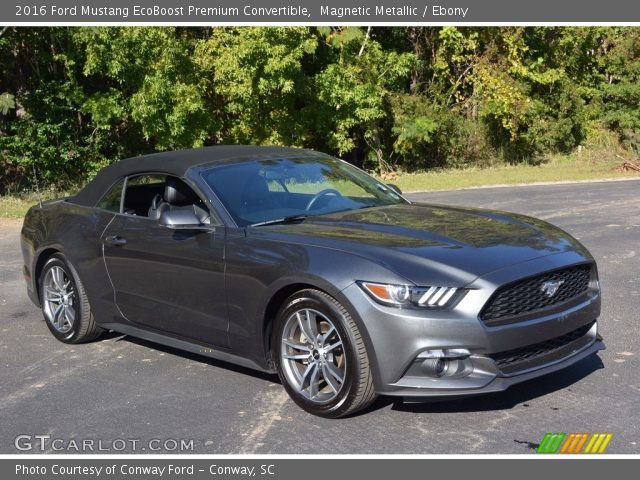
[390, 324, 604, 399]
[340, 256, 604, 399]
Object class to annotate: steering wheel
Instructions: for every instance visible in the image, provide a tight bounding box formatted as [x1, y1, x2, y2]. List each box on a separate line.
[305, 188, 343, 211]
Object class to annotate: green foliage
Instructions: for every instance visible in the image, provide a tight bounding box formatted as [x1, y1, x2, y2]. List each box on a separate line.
[194, 27, 316, 145]
[78, 27, 216, 150]
[391, 95, 439, 157]
[312, 28, 415, 170]
[0, 92, 15, 115]
[1, 26, 640, 193]
[391, 93, 494, 169]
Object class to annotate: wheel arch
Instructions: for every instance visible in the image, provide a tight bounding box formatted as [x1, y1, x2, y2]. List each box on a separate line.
[261, 282, 318, 368]
[33, 247, 63, 302]
[259, 279, 368, 368]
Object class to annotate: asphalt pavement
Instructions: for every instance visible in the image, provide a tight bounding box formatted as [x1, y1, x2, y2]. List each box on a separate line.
[1, 179, 638, 454]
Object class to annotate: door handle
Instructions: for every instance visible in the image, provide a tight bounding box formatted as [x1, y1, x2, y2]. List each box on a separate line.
[104, 235, 127, 246]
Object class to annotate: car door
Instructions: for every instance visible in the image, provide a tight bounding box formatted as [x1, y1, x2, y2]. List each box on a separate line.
[101, 173, 229, 348]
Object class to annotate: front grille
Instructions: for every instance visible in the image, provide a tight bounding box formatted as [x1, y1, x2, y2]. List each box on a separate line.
[489, 321, 595, 374]
[480, 264, 593, 326]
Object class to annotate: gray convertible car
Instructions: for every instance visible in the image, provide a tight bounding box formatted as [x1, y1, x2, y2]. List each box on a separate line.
[20, 146, 604, 417]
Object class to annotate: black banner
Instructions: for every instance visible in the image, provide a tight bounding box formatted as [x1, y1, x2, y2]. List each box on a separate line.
[3, 0, 640, 23]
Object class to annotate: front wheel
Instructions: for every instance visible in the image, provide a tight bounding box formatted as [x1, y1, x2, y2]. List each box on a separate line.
[39, 253, 103, 343]
[273, 289, 377, 418]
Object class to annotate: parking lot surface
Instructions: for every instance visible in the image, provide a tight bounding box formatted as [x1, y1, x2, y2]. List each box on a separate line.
[1, 179, 638, 454]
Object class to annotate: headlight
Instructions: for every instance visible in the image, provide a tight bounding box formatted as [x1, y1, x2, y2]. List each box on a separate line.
[358, 282, 460, 308]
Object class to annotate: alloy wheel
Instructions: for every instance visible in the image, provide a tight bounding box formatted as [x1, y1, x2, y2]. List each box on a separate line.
[280, 308, 346, 403]
[42, 265, 76, 334]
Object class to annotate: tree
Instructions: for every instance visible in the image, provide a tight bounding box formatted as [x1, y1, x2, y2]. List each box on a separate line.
[2, 26, 640, 192]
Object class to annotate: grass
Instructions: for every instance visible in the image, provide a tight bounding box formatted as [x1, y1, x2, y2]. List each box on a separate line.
[0, 189, 72, 219]
[1, 154, 639, 219]
[0, 193, 41, 219]
[381, 155, 640, 193]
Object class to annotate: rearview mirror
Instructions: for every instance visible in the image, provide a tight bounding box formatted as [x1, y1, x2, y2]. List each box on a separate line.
[387, 184, 402, 195]
[159, 209, 203, 229]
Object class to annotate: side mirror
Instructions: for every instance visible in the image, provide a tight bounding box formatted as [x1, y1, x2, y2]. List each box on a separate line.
[159, 209, 203, 229]
[387, 184, 402, 195]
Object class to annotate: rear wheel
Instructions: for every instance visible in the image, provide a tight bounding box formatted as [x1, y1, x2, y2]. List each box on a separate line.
[39, 254, 103, 343]
[273, 289, 377, 418]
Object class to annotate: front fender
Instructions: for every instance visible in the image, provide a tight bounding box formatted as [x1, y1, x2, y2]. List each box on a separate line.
[224, 235, 411, 369]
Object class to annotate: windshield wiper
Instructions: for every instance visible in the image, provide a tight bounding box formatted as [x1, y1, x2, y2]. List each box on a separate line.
[249, 205, 381, 227]
[249, 215, 309, 227]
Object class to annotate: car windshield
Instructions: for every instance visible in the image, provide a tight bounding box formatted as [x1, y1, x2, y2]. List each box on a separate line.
[200, 155, 407, 226]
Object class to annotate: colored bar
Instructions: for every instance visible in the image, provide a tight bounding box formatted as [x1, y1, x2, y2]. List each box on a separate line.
[548, 433, 566, 453]
[584, 433, 598, 453]
[541, 433, 558, 453]
[572, 433, 589, 453]
[598, 433, 613, 453]
[537, 433, 553, 453]
[567, 433, 582, 453]
[586, 433, 605, 453]
[560, 434, 575, 453]
[541, 432, 613, 454]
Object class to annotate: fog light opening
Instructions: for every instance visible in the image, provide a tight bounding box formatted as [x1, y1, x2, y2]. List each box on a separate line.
[422, 358, 449, 377]
[410, 348, 474, 379]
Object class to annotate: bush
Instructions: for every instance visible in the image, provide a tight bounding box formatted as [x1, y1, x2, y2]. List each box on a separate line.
[1, 26, 640, 192]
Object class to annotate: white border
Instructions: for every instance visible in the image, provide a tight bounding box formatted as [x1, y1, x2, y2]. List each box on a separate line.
[2, 18, 637, 461]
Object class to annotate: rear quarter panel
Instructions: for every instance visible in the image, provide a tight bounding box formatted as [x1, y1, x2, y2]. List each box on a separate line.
[21, 200, 120, 326]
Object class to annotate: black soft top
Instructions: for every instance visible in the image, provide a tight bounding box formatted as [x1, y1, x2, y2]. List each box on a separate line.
[71, 145, 311, 207]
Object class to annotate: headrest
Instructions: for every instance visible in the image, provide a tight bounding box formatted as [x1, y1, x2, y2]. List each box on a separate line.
[164, 177, 195, 206]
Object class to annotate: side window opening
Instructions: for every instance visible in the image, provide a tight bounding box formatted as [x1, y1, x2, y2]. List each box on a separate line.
[122, 174, 166, 216]
[122, 174, 211, 224]
[96, 179, 125, 213]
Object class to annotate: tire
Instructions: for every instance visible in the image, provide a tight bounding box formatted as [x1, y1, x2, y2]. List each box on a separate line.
[39, 253, 104, 344]
[273, 289, 377, 418]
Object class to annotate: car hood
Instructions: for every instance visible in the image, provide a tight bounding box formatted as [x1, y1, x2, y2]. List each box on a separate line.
[248, 203, 591, 286]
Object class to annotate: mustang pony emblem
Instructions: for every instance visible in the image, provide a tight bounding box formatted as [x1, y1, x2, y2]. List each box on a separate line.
[541, 280, 565, 297]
